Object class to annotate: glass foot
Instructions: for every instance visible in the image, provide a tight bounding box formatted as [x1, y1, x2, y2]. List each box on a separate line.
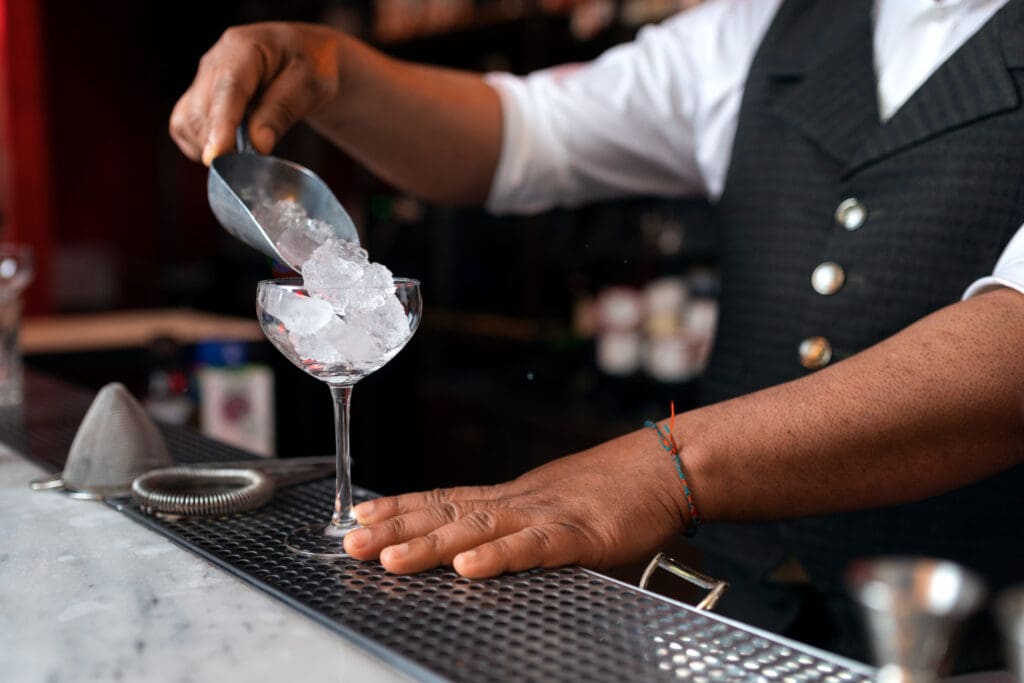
[285, 522, 358, 559]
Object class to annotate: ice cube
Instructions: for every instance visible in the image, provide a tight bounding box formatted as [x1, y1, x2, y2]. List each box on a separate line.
[275, 224, 321, 270]
[262, 288, 335, 336]
[349, 294, 410, 351]
[293, 315, 385, 367]
[303, 249, 365, 289]
[361, 262, 395, 290]
[358, 263, 398, 311]
[253, 198, 307, 234]
[378, 295, 412, 348]
[292, 330, 342, 366]
[332, 319, 384, 365]
[252, 199, 344, 267]
[350, 289, 387, 313]
[311, 237, 365, 259]
[305, 217, 336, 245]
[302, 238, 390, 314]
[304, 267, 365, 315]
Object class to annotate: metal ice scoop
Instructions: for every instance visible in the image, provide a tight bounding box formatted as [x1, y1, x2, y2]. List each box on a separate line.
[207, 124, 359, 272]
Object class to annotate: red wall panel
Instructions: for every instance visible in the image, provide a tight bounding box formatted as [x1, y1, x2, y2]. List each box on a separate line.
[2, 0, 55, 313]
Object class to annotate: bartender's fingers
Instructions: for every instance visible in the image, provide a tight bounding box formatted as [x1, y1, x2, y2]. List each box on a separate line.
[203, 72, 259, 164]
[453, 524, 594, 579]
[200, 41, 267, 164]
[248, 57, 337, 156]
[345, 499, 527, 564]
[169, 28, 266, 165]
[370, 505, 548, 574]
[353, 485, 504, 525]
[170, 68, 257, 167]
[169, 90, 206, 162]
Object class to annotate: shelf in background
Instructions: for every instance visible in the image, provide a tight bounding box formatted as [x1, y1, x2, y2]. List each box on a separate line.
[22, 308, 262, 355]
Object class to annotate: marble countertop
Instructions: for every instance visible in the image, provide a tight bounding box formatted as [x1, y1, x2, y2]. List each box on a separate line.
[0, 446, 415, 683]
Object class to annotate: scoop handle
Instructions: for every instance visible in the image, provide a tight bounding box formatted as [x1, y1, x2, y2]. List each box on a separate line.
[236, 117, 255, 153]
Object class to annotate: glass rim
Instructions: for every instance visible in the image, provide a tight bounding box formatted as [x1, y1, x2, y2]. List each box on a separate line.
[258, 276, 420, 289]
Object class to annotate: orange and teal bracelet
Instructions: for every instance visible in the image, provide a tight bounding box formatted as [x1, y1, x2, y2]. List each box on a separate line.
[644, 401, 701, 536]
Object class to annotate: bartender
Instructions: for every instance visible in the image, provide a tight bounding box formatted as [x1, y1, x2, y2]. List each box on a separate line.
[171, 0, 1024, 669]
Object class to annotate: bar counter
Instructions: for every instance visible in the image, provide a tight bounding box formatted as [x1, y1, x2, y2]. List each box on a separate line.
[0, 446, 411, 682]
[1, 372, 878, 682]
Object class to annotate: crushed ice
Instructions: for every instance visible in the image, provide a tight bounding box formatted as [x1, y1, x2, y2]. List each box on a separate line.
[258, 200, 410, 367]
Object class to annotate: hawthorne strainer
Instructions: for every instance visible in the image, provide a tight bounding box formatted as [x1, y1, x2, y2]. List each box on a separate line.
[130, 455, 334, 518]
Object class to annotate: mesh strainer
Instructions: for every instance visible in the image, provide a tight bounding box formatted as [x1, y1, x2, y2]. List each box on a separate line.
[29, 382, 172, 499]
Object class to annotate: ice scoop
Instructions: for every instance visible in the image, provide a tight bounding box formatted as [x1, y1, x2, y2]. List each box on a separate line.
[207, 124, 359, 272]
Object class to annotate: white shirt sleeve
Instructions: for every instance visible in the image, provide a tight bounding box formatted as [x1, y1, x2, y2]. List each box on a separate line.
[962, 225, 1024, 299]
[484, 0, 782, 215]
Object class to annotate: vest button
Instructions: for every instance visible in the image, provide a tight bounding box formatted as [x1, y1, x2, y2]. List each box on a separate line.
[811, 262, 845, 295]
[835, 198, 867, 230]
[799, 336, 832, 369]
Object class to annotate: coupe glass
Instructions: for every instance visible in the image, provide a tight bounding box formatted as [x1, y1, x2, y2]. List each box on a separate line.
[257, 277, 421, 558]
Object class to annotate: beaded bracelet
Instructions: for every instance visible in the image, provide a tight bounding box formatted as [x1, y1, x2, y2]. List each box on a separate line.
[644, 401, 701, 536]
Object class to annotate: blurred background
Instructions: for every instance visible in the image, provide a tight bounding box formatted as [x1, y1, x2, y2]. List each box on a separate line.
[1, 0, 719, 501]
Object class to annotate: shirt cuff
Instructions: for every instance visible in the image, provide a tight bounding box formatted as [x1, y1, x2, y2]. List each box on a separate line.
[962, 275, 1024, 300]
[483, 71, 570, 215]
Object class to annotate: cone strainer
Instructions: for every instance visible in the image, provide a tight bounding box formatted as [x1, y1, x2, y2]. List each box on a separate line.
[30, 382, 172, 499]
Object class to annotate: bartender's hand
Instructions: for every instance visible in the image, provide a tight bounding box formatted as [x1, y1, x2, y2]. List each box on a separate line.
[343, 429, 691, 578]
[169, 21, 500, 204]
[170, 23, 348, 166]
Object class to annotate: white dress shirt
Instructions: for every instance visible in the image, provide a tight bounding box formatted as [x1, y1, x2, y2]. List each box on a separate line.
[484, 0, 1023, 299]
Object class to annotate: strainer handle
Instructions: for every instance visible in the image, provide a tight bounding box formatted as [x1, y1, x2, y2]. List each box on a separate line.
[29, 475, 65, 490]
[639, 552, 729, 611]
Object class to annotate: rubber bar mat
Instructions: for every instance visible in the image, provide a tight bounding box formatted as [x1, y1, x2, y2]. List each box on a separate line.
[117, 429, 873, 683]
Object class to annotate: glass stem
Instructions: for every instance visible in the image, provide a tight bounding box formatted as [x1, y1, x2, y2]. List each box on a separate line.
[329, 384, 357, 529]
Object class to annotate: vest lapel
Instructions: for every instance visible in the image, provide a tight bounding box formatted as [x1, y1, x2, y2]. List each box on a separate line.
[844, 1, 1023, 176]
[763, 0, 879, 168]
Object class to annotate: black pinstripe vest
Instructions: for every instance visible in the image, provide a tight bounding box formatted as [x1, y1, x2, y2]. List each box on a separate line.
[696, 0, 1024, 669]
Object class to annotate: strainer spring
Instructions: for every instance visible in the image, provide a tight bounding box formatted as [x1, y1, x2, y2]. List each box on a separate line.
[131, 466, 275, 517]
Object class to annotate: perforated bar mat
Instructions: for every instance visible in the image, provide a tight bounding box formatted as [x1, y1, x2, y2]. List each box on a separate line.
[11, 373, 875, 683]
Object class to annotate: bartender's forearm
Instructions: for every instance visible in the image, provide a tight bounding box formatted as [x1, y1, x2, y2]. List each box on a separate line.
[678, 286, 1024, 524]
[309, 35, 501, 205]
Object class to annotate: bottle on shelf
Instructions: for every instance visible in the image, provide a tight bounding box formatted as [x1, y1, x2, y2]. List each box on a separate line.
[142, 335, 196, 427]
[193, 338, 275, 457]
